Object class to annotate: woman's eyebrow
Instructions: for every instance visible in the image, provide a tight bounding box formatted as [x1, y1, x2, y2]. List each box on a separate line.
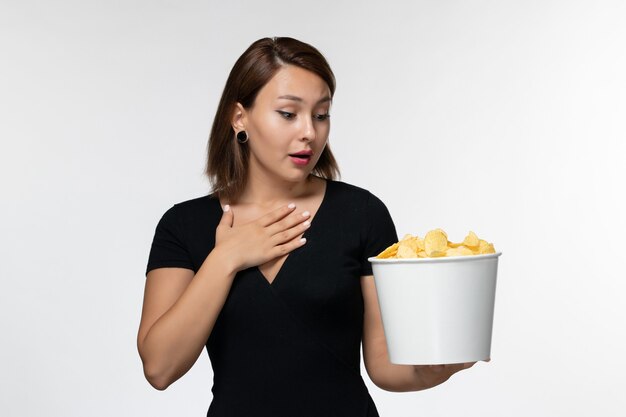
[277, 94, 302, 102]
[277, 94, 332, 104]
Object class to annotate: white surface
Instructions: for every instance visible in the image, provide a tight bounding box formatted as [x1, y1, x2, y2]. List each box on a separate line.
[370, 254, 500, 364]
[1, 1, 625, 416]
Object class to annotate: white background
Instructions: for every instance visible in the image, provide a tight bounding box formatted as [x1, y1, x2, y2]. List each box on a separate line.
[1, 0, 625, 416]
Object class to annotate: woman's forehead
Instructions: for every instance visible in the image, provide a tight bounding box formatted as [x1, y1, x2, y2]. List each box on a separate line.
[258, 65, 331, 103]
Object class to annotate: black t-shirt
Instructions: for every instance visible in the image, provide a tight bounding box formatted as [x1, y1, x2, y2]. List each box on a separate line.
[146, 179, 397, 417]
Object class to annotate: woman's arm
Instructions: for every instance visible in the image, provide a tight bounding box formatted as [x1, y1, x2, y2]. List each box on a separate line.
[361, 276, 476, 392]
[137, 203, 310, 390]
[137, 248, 237, 390]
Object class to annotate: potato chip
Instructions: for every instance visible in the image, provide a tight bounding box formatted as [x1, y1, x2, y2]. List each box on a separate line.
[376, 229, 496, 259]
[446, 246, 474, 257]
[424, 229, 448, 257]
[406, 238, 421, 253]
[479, 240, 496, 254]
[377, 242, 399, 259]
[397, 244, 416, 258]
[462, 231, 480, 248]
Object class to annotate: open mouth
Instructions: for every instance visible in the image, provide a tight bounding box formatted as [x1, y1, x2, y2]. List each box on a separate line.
[289, 152, 313, 165]
[289, 154, 311, 160]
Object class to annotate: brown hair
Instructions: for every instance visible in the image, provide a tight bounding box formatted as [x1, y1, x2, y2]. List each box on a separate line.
[205, 37, 340, 202]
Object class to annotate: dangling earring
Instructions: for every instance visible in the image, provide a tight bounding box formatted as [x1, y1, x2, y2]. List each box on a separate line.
[236, 130, 249, 144]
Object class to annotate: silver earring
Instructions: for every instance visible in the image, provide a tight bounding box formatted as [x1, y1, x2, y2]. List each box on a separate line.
[236, 130, 249, 144]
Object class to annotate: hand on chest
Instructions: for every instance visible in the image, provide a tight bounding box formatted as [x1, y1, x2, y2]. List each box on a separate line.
[228, 193, 326, 284]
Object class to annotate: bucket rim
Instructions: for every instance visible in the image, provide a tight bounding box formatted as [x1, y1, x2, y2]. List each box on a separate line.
[368, 251, 502, 264]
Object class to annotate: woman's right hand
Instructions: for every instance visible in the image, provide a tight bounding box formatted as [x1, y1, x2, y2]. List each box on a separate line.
[214, 203, 310, 272]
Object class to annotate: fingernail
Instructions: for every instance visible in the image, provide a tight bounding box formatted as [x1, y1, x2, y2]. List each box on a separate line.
[302, 211, 310, 217]
[223, 205, 230, 212]
[288, 203, 296, 209]
[300, 237, 307, 244]
[303, 220, 311, 227]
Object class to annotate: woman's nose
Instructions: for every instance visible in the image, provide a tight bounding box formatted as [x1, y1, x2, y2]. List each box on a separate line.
[301, 118, 316, 142]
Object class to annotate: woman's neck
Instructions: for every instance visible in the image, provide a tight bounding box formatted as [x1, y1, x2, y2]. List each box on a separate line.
[237, 173, 318, 207]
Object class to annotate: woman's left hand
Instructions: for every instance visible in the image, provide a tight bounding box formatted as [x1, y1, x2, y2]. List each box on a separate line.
[412, 362, 477, 388]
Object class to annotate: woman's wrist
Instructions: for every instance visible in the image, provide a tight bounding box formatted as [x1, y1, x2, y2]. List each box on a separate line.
[412, 363, 475, 390]
[205, 245, 241, 278]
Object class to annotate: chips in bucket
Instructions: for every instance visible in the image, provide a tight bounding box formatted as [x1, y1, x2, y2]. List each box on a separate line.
[377, 230, 495, 259]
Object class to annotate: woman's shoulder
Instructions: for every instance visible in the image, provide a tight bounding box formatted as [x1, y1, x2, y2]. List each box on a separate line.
[159, 193, 221, 224]
[326, 179, 384, 205]
[325, 179, 397, 244]
[324, 180, 393, 225]
[172, 193, 217, 209]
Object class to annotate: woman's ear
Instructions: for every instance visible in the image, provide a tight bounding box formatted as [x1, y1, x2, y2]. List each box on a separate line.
[231, 102, 247, 132]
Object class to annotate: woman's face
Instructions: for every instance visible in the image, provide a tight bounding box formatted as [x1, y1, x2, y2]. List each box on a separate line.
[236, 65, 332, 185]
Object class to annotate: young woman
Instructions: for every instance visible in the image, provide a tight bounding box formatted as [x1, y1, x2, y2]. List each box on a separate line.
[138, 37, 476, 416]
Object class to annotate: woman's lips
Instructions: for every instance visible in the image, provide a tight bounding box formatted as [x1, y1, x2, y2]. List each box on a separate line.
[289, 151, 313, 166]
[289, 154, 312, 166]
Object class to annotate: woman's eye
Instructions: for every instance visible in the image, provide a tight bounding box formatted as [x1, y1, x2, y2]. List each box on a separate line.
[314, 113, 330, 121]
[277, 111, 295, 120]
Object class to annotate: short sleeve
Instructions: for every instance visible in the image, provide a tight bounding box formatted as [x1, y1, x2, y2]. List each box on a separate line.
[360, 192, 398, 276]
[145, 205, 194, 276]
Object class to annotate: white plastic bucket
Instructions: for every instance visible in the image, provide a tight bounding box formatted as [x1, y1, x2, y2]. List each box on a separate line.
[368, 252, 501, 365]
